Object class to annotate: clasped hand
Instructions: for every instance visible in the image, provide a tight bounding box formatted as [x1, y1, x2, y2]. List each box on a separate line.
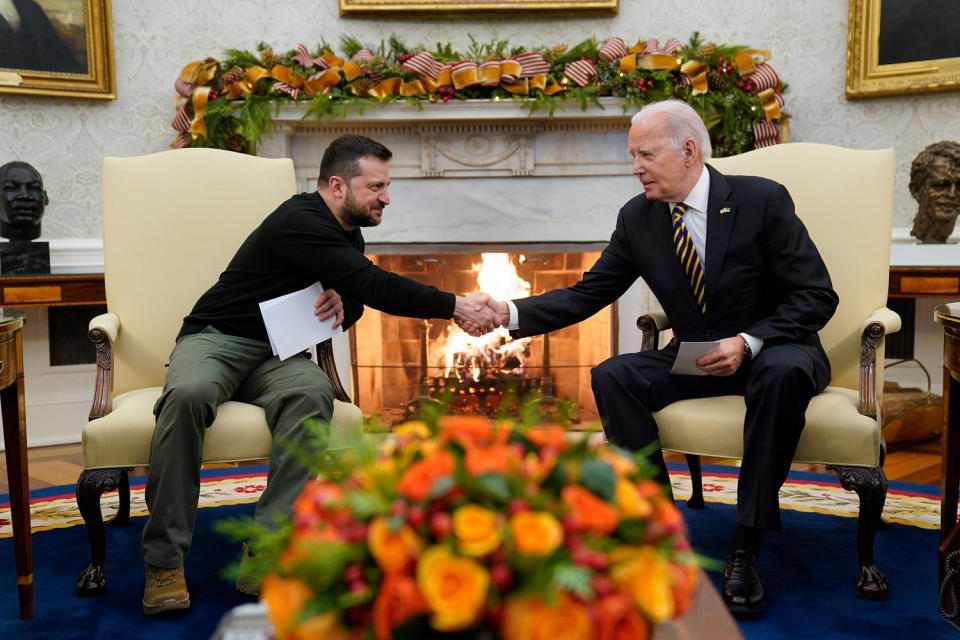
[453, 292, 510, 337]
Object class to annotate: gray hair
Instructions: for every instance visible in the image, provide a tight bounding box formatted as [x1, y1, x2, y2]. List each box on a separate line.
[631, 100, 712, 160]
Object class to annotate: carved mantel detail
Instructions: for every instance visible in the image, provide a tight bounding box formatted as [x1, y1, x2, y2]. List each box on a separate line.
[260, 98, 633, 182]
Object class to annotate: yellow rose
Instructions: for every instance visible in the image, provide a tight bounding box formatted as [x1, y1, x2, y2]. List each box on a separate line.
[367, 516, 423, 572]
[416, 546, 490, 631]
[509, 511, 563, 556]
[453, 504, 502, 557]
[394, 420, 431, 439]
[615, 479, 653, 519]
[610, 545, 674, 623]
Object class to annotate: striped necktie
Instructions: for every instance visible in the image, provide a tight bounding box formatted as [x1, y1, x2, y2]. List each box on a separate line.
[672, 202, 706, 313]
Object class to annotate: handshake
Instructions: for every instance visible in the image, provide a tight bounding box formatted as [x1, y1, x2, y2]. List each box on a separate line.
[453, 292, 511, 337]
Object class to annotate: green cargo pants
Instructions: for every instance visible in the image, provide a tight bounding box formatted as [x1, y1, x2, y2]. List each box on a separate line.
[141, 327, 334, 568]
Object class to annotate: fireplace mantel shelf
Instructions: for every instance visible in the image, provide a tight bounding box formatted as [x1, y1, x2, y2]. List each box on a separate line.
[273, 96, 632, 126]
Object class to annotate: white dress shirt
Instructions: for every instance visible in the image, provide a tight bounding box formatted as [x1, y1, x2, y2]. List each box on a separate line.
[506, 165, 762, 359]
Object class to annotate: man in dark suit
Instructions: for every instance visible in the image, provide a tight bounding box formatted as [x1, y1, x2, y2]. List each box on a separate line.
[485, 100, 838, 615]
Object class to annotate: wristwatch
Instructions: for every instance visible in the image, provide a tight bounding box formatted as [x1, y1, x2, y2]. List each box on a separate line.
[740, 335, 753, 360]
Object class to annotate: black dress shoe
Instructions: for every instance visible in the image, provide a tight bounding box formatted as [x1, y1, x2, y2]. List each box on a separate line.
[722, 548, 767, 615]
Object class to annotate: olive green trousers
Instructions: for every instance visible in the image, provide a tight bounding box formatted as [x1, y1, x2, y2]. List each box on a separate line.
[141, 327, 334, 568]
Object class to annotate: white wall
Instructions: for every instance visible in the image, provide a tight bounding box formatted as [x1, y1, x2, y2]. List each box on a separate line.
[1, 0, 957, 445]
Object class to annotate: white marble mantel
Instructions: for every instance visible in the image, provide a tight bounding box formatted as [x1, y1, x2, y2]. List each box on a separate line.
[259, 98, 641, 246]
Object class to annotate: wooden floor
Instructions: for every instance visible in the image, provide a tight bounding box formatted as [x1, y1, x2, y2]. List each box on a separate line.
[0, 438, 946, 496]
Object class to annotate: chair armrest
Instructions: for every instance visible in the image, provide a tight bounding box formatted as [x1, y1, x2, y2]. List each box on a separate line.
[88, 313, 120, 420]
[858, 306, 901, 421]
[317, 339, 351, 403]
[637, 310, 671, 352]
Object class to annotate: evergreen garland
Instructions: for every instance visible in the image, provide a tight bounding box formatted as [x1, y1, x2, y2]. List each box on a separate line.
[174, 33, 787, 157]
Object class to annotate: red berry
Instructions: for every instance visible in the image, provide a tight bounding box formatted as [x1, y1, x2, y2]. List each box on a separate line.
[718, 56, 725, 62]
[592, 575, 615, 597]
[349, 580, 367, 594]
[344, 563, 364, 583]
[390, 499, 408, 518]
[408, 505, 426, 528]
[430, 512, 452, 538]
[561, 514, 580, 536]
[490, 564, 513, 590]
[508, 498, 529, 514]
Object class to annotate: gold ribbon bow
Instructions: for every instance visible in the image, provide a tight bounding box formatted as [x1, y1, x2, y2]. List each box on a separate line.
[757, 88, 781, 122]
[680, 60, 709, 96]
[175, 58, 219, 140]
[733, 49, 771, 76]
[619, 53, 681, 74]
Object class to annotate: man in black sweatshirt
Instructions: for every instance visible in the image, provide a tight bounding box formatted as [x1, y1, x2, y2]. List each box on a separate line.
[141, 134, 497, 615]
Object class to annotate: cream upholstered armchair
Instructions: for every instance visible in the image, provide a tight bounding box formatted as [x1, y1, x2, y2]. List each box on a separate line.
[75, 149, 363, 596]
[637, 143, 898, 601]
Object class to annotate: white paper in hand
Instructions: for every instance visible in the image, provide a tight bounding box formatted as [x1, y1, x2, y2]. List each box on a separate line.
[258, 281, 342, 360]
[670, 340, 723, 375]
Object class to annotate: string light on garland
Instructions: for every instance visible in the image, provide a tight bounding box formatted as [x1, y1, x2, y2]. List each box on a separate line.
[171, 33, 788, 158]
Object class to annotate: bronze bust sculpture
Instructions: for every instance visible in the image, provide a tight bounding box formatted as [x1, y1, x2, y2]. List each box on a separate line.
[0, 160, 50, 273]
[909, 141, 960, 244]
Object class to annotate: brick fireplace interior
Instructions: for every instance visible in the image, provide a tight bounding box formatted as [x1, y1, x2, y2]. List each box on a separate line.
[350, 247, 613, 426]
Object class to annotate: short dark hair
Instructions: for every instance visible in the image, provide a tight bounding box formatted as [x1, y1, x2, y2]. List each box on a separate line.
[317, 134, 392, 185]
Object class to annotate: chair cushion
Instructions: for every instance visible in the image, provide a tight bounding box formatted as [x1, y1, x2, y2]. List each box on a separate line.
[82, 387, 364, 469]
[654, 386, 880, 467]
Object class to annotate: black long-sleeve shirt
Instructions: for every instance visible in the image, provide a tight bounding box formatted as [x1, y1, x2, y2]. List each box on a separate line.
[179, 191, 455, 342]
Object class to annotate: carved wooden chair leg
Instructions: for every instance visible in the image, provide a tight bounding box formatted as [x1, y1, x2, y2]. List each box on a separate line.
[685, 454, 705, 508]
[111, 468, 131, 527]
[827, 464, 890, 601]
[75, 468, 127, 597]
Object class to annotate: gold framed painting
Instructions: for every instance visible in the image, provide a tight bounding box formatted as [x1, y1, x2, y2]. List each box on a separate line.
[847, 0, 960, 98]
[340, 0, 617, 14]
[0, 0, 116, 99]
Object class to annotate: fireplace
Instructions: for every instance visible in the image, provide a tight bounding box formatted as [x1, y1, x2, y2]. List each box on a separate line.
[261, 99, 665, 425]
[350, 245, 613, 425]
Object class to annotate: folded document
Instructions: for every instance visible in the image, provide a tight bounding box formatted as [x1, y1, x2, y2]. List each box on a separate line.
[258, 281, 342, 360]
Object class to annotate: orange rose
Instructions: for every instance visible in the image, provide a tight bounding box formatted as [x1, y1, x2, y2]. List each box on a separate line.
[396, 450, 455, 502]
[561, 485, 619, 535]
[453, 504, 503, 557]
[520, 449, 558, 483]
[280, 528, 345, 571]
[509, 511, 563, 556]
[261, 575, 313, 638]
[654, 500, 685, 535]
[439, 415, 494, 448]
[609, 545, 674, 623]
[596, 594, 650, 640]
[615, 479, 653, 519]
[367, 516, 423, 572]
[416, 546, 490, 631]
[465, 444, 516, 475]
[372, 572, 431, 640]
[597, 448, 639, 478]
[526, 426, 568, 452]
[293, 480, 344, 523]
[501, 593, 592, 640]
[293, 613, 353, 640]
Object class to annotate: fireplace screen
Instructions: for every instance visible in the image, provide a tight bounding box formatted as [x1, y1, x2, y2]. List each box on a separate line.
[350, 249, 613, 426]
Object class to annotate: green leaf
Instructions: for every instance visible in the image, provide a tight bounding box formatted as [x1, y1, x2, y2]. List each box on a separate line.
[579, 458, 616, 501]
[552, 562, 594, 599]
[475, 473, 511, 503]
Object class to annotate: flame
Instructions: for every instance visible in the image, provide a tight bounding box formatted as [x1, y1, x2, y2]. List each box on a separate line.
[438, 253, 532, 382]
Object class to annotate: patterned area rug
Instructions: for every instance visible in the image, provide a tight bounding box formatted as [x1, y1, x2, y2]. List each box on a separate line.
[0, 463, 943, 538]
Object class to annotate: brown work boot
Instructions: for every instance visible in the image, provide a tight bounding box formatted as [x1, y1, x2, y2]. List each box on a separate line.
[142, 563, 190, 615]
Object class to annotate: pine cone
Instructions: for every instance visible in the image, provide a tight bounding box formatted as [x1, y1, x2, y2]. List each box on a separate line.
[700, 42, 717, 58]
[260, 49, 282, 69]
[223, 66, 244, 84]
[351, 77, 374, 97]
[707, 68, 727, 91]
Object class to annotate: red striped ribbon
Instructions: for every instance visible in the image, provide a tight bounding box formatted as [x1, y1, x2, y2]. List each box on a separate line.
[510, 52, 550, 77]
[564, 58, 597, 87]
[401, 51, 442, 79]
[598, 37, 627, 61]
[292, 44, 328, 69]
[642, 37, 682, 55]
[752, 120, 780, 148]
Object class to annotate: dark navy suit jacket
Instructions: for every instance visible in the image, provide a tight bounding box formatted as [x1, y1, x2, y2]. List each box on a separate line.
[512, 164, 839, 380]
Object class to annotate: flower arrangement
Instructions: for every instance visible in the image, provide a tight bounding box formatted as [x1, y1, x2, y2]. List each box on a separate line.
[252, 411, 700, 640]
[173, 33, 787, 158]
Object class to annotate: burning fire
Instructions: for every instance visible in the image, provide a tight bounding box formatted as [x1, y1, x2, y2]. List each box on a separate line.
[440, 253, 532, 381]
